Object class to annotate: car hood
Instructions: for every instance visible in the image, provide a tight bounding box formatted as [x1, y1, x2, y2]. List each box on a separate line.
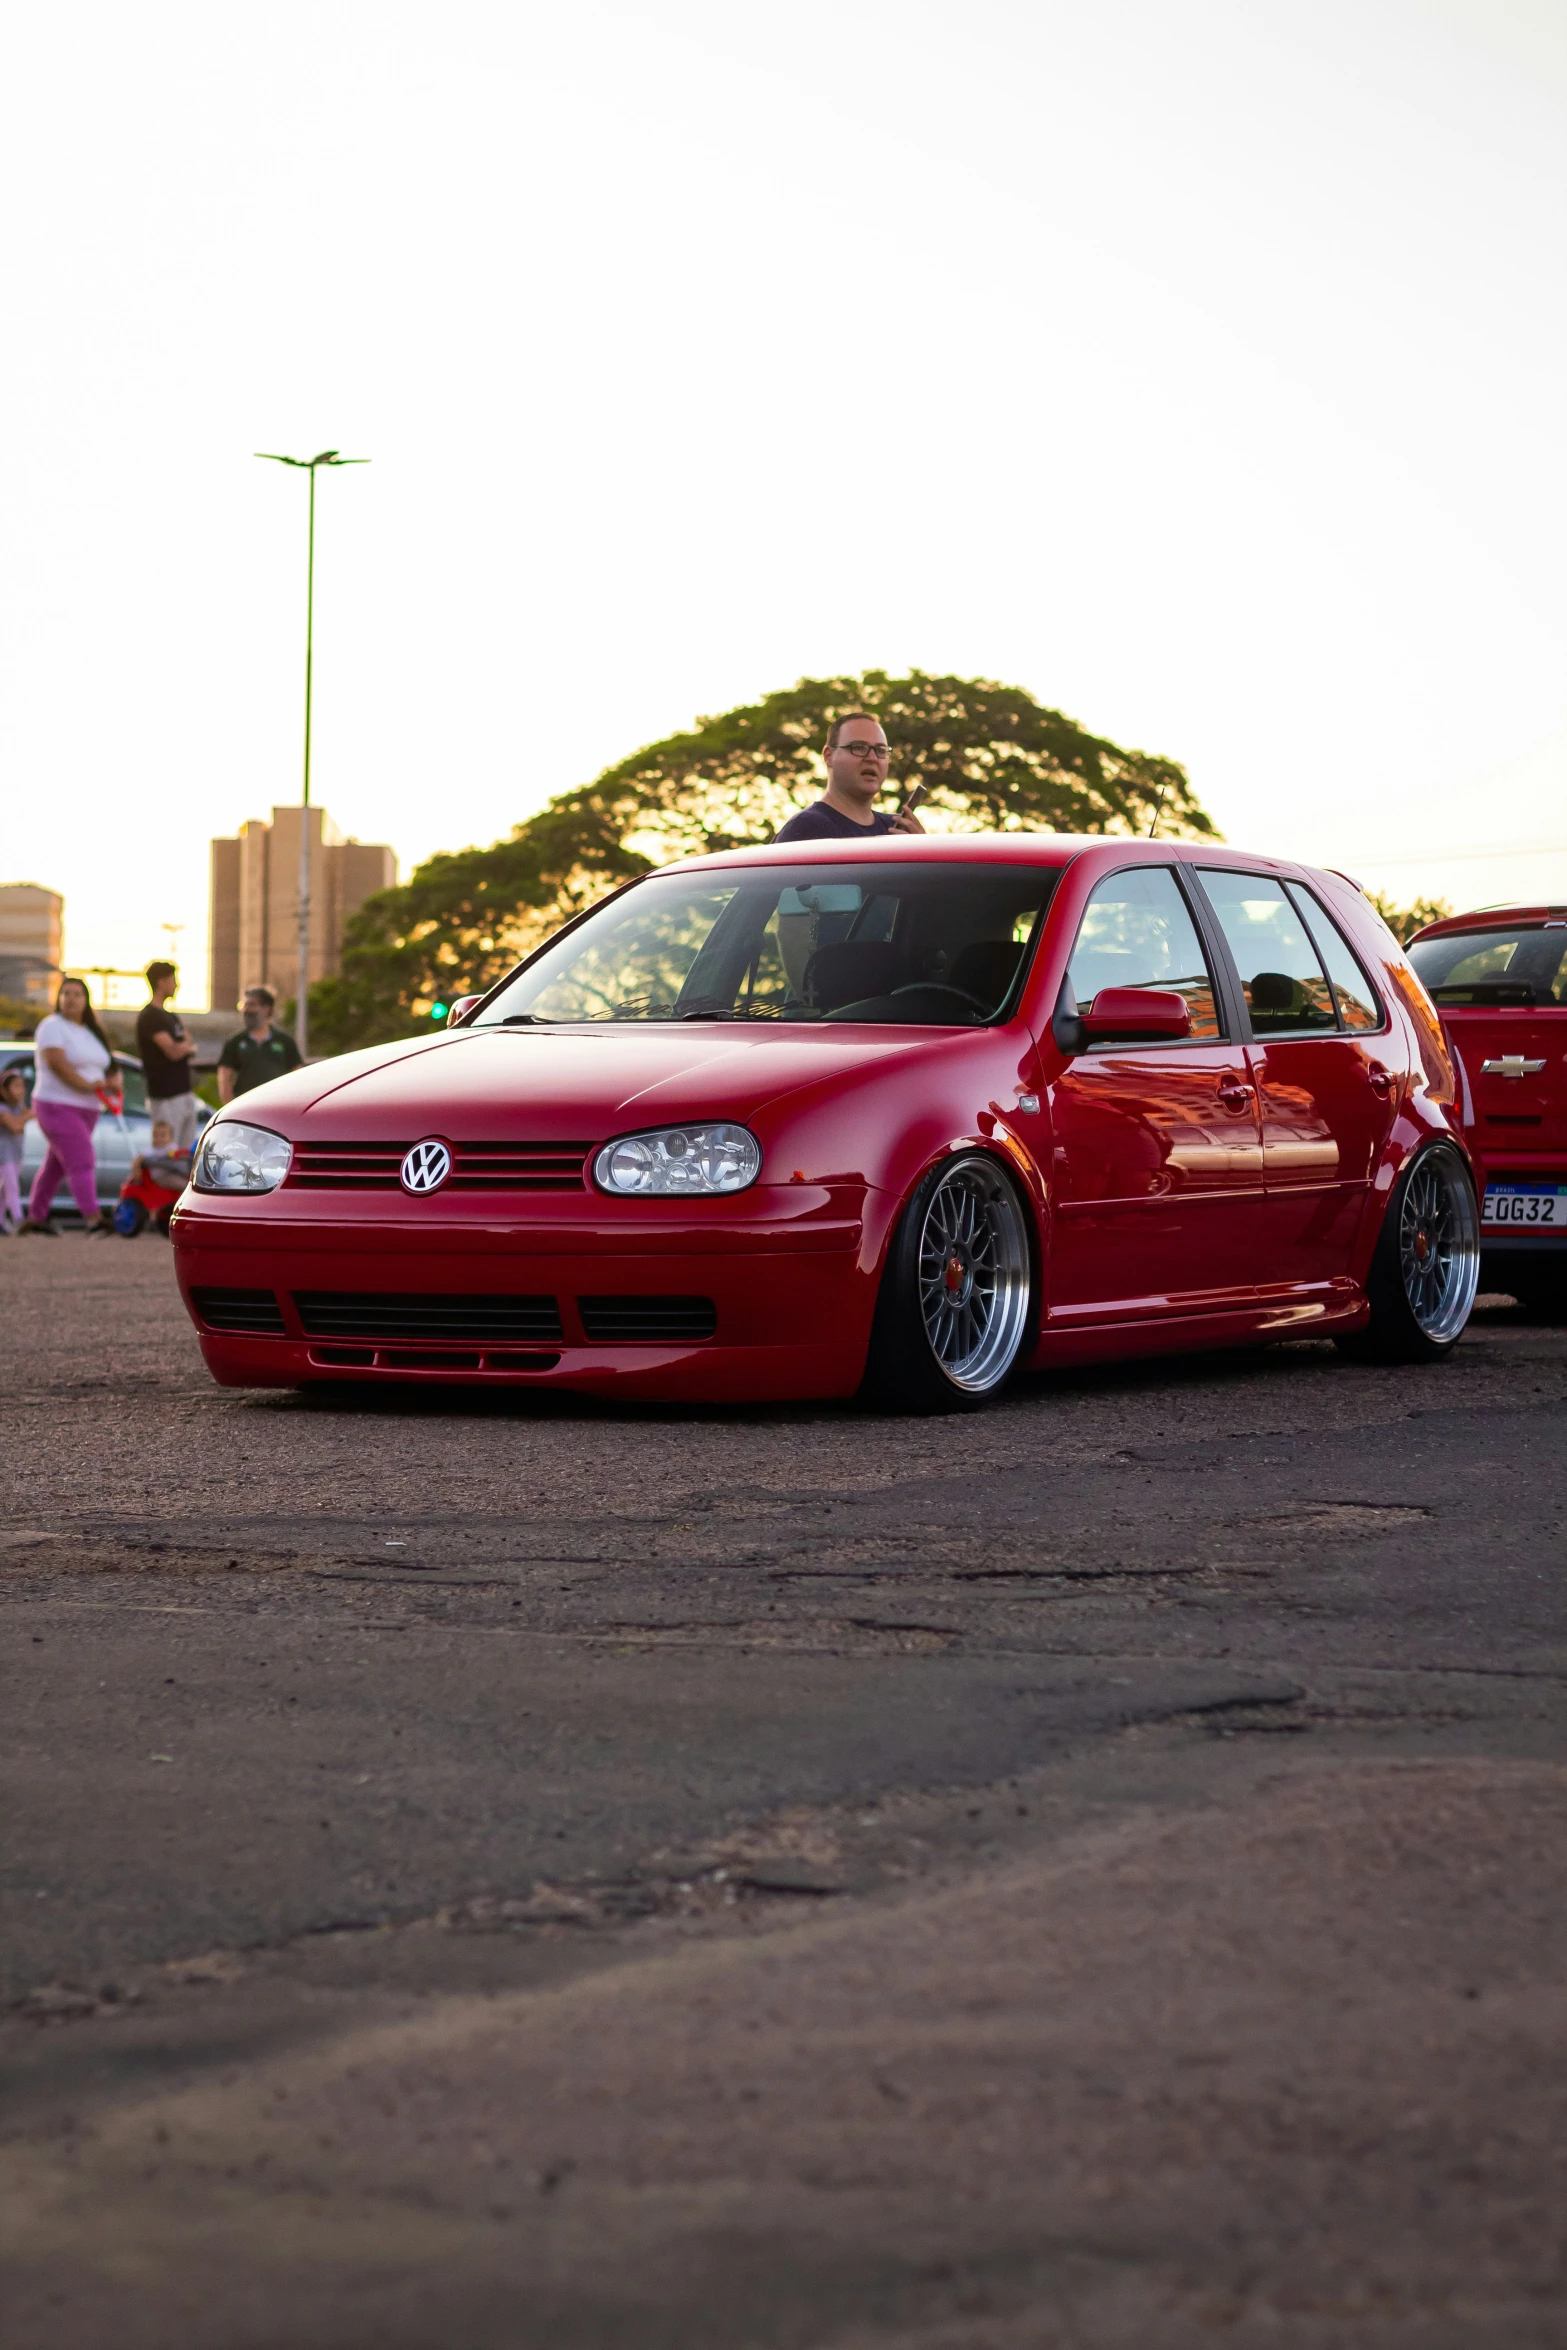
[230, 1024, 931, 1140]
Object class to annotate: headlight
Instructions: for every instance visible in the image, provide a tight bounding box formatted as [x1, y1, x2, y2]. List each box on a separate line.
[192, 1120, 292, 1194]
[593, 1122, 761, 1197]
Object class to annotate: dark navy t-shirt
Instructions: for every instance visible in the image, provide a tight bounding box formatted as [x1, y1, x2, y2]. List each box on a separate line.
[772, 801, 898, 843]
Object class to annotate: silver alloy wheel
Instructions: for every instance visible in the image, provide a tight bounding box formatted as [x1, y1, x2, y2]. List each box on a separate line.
[1399, 1148, 1479, 1343]
[915, 1157, 1032, 1392]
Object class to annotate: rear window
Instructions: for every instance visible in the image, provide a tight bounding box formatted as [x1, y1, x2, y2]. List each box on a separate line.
[1407, 926, 1567, 1008]
[1286, 885, 1383, 1032]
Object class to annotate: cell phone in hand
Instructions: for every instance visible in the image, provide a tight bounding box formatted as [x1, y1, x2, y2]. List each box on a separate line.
[896, 781, 929, 821]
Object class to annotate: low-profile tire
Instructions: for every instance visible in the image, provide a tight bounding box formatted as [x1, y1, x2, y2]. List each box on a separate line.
[1335, 1140, 1479, 1365]
[861, 1152, 1035, 1413]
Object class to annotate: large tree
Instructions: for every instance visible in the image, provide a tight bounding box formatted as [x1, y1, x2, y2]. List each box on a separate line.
[309, 669, 1216, 1052]
[1368, 891, 1452, 946]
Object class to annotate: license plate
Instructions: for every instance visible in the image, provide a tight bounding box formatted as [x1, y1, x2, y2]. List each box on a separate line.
[1482, 1182, 1567, 1227]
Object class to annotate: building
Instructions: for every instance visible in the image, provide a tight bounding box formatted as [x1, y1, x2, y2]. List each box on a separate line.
[0, 882, 64, 1006]
[209, 808, 396, 1014]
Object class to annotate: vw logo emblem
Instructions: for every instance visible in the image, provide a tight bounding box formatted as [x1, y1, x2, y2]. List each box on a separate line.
[400, 1138, 452, 1196]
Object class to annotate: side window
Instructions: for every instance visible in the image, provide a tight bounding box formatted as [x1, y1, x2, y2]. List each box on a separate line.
[1197, 871, 1336, 1038]
[1286, 885, 1383, 1032]
[117, 1056, 148, 1115]
[1066, 867, 1223, 1040]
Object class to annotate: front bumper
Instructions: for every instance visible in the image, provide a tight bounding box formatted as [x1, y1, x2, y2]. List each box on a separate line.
[170, 1184, 882, 1403]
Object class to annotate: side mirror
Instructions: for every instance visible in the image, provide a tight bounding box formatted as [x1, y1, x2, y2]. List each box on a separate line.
[446, 994, 481, 1026]
[1081, 987, 1192, 1043]
[1053, 983, 1193, 1052]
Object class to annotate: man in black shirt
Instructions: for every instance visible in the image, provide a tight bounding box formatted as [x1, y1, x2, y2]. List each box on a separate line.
[135, 962, 201, 1150]
[218, 986, 304, 1102]
[772, 714, 927, 843]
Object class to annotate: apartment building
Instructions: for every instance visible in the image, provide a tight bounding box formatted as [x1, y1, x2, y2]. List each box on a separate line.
[209, 807, 396, 1014]
[0, 882, 64, 1006]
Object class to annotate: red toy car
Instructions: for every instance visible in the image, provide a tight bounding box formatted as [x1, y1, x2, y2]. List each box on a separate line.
[172, 837, 1479, 1411]
[115, 1164, 187, 1237]
[1406, 902, 1567, 1316]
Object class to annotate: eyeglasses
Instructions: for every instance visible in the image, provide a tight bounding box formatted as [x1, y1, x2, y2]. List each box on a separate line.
[836, 740, 890, 760]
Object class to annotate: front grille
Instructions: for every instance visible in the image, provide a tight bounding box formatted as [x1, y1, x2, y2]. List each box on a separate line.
[191, 1287, 286, 1336]
[289, 1140, 590, 1192]
[293, 1292, 565, 1341]
[578, 1295, 718, 1342]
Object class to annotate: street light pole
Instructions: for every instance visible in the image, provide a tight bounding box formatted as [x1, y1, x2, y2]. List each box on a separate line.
[255, 449, 368, 1057]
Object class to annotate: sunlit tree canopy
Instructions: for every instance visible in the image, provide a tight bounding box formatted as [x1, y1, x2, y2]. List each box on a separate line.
[1368, 892, 1453, 946]
[309, 670, 1215, 1052]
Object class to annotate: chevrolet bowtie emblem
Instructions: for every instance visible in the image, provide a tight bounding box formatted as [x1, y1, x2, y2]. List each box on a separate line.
[1481, 1056, 1546, 1078]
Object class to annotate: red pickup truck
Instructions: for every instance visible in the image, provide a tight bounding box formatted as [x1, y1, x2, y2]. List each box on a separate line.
[1407, 903, 1567, 1315]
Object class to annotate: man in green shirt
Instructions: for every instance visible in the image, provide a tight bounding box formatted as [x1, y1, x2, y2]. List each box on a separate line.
[217, 987, 304, 1102]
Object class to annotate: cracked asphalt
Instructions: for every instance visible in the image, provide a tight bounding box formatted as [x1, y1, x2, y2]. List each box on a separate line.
[2, 1242, 1565, 2348]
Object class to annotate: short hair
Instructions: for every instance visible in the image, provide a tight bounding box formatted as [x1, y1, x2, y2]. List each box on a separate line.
[146, 960, 177, 987]
[242, 983, 276, 1008]
[151, 1116, 173, 1135]
[824, 711, 883, 754]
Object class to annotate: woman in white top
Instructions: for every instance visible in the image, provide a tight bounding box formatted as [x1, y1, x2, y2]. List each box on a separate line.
[19, 978, 120, 1235]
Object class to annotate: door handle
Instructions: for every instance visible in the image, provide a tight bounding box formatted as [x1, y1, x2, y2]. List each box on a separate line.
[1217, 1075, 1253, 1112]
[1366, 1062, 1394, 1098]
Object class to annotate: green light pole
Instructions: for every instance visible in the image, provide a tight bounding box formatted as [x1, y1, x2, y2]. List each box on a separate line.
[255, 449, 369, 1057]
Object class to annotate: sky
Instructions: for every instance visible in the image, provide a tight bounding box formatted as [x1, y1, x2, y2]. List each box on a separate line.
[2, 0, 1565, 1006]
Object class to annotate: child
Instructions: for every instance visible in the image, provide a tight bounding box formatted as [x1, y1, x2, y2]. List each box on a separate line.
[0, 1065, 33, 1233]
[115, 1117, 192, 1236]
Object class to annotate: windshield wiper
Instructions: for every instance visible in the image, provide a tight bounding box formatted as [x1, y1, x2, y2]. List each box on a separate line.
[674, 1004, 784, 1022]
[501, 1014, 550, 1025]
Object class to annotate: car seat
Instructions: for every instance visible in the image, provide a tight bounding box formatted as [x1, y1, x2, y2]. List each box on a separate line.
[803, 940, 899, 1012]
[1247, 969, 1303, 1031]
[946, 939, 1022, 1009]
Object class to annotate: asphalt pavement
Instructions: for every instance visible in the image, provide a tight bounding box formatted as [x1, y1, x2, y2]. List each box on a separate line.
[2, 1239, 1564, 2349]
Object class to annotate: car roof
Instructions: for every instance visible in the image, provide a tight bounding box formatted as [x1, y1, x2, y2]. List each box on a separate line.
[0, 1043, 142, 1064]
[663, 833, 1333, 879]
[1409, 903, 1567, 943]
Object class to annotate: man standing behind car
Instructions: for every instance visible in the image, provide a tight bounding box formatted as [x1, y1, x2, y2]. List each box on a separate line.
[135, 962, 200, 1151]
[218, 986, 303, 1103]
[772, 715, 927, 842]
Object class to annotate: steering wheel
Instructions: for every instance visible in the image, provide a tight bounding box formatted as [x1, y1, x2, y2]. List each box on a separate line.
[890, 981, 990, 1013]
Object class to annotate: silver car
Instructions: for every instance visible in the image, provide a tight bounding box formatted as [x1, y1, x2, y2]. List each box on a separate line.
[1, 1047, 209, 1219]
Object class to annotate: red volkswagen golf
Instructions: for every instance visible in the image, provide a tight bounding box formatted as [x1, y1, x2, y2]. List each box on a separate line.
[173, 837, 1479, 1412]
[1406, 901, 1567, 1316]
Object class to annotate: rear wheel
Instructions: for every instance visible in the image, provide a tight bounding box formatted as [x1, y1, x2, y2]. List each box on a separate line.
[1336, 1141, 1479, 1364]
[862, 1153, 1035, 1413]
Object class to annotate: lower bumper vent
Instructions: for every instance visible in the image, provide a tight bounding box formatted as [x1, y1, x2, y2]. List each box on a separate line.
[292, 1292, 565, 1342]
[307, 1345, 562, 1374]
[191, 1287, 286, 1336]
[578, 1295, 717, 1342]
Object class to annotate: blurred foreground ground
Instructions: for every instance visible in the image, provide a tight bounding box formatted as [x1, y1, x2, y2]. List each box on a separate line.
[2, 1241, 1564, 2349]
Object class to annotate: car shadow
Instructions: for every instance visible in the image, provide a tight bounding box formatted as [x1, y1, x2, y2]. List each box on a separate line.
[236, 1292, 1536, 1431]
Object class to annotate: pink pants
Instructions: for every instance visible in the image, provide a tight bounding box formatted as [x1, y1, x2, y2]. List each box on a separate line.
[0, 1162, 20, 1221]
[29, 1101, 101, 1222]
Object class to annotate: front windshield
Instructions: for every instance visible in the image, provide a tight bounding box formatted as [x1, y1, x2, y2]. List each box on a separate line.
[474, 861, 1060, 1027]
[1407, 926, 1567, 1007]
